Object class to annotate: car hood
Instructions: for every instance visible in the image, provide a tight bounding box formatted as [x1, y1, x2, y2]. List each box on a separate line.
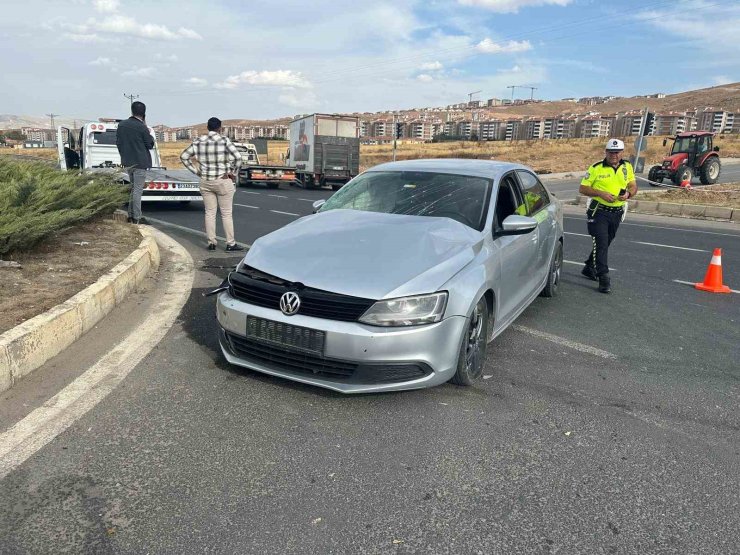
[245, 209, 483, 300]
[665, 153, 688, 166]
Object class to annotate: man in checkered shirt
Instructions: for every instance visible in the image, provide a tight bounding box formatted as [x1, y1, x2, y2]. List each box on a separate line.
[181, 117, 244, 251]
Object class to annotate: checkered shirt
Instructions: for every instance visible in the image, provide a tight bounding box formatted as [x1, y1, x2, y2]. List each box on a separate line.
[180, 131, 242, 181]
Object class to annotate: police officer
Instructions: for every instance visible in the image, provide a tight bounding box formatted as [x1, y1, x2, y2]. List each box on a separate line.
[579, 138, 638, 293]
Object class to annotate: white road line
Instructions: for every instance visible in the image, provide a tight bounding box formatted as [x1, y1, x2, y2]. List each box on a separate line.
[234, 203, 259, 209]
[0, 230, 195, 480]
[143, 216, 251, 249]
[565, 216, 740, 238]
[298, 198, 324, 202]
[270, 210, 299, 216]
[241, 191, 261, 195]
[633, 241, 708, 252]
[564, 259, 617, 271]
[512, 325, 617, 360]
[564, 231, 590, 237]
[268, 194, 288, 198]
[673, 279, 739, 294]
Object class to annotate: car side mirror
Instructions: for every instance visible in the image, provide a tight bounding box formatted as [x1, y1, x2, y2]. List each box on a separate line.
[713, 146, 720, 152]
[662, 139, 667, 147]
[312, 199, 326, 213]
[495, 215, 538, 237]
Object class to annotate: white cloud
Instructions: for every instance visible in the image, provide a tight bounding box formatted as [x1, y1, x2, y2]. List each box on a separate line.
[498, 64, 522, 73]
[88, 56, 112, 66]
[215, 70, 311, 90]
[177, 27, 202, 40]
[420, 61, 444, 71]
[92, 15, 201, 40]
[64, 33, 104, 43]
[121, 67, 155, 78]
[417, 74, 434, 82]
[154, 53, 179, 63]
[475, 38, 532, 54]
[185, 77, 207, 86]
[712, 75, 733, 86]
[458, 0, 572, 13]
[93, 0, 119, 13]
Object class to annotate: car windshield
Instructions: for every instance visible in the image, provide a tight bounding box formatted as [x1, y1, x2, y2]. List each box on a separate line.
[319, 170, 492, 230]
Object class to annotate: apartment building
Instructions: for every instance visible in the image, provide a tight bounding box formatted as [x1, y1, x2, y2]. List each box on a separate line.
[359, 121, 370, 138]
[407, 121, 433, 141]
[552, 117, 577, 139]
[698, 110, 734, 133]
[525, 118, 545, 139]
[578, 116, 612, 138]
[617, 112, 656, 136]
[21, 127, 55, 142]
[653, 112, 697, 135]
[479, 120, 506, 141]
[505, 118, 525, 141]
[457, 121, 475, 139]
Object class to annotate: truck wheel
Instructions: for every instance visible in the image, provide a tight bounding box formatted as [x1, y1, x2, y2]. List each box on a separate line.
[673, 165, 692, 186]
[647, 165, 663, 185]
[331, 184, 342, 191]
[699, 158, 720, 184]
[305, 176, 316, 189]
[319, 176, 327, 189]
[267, 183, 280, 189]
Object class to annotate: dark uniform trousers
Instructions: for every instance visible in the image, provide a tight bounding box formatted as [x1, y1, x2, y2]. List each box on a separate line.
[584, 200, 622, 277]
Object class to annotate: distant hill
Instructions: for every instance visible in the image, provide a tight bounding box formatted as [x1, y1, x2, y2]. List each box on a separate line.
[0, 114, 91, 130]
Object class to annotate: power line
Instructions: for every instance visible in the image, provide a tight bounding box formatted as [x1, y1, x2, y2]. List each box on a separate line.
[46, 113, 59, 130]
[123, 92, 139, 105]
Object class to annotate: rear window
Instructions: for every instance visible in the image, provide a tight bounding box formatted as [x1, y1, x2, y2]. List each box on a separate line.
[90, 129, 118, 145]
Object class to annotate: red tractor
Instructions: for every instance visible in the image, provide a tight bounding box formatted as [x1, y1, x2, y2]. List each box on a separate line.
[647, 131, 721, 186]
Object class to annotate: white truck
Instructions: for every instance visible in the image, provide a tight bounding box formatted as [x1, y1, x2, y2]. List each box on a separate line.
[233, 142, 296, 189]
[286, 114, 360, 190]
[57, 119, 201, 204]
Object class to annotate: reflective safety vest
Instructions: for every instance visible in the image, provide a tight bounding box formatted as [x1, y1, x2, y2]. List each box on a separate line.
[581, 159, 634, 208]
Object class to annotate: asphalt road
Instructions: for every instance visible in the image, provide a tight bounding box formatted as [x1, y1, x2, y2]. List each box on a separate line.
[1, 184, 739, 553]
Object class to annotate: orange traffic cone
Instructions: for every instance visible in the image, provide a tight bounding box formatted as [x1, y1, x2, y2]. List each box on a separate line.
[680, 178, 692, 189]
[695, 248, 731, 293]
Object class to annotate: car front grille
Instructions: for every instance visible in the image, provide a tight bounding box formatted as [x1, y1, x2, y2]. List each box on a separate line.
[229, 265, 376, 322]
[224, 331, 358, 378]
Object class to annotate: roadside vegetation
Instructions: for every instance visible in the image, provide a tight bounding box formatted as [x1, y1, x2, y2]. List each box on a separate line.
[636, 182, 740, 208]
[0, 157, 128, 255]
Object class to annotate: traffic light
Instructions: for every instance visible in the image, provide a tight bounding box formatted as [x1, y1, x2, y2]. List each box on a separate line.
[395, 122, 403, 139]
[643, 112, 654, 136]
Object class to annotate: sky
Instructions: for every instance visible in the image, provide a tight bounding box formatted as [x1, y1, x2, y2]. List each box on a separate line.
[0, 0, 738, 126]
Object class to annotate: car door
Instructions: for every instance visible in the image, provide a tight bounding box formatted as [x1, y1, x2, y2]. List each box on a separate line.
[516, 170, 556, 285]
[492, 172, 540, 321]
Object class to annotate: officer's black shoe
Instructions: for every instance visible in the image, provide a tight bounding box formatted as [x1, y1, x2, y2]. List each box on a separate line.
[598, 275, 611, 294]
[126, 216, 134, 223]
[581, 265, 598, 281]
[207, 243, 216, 251]
[225, 243, 244, 252]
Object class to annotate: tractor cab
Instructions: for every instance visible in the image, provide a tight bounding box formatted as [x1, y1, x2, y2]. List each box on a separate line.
[648, 131, 721, 186]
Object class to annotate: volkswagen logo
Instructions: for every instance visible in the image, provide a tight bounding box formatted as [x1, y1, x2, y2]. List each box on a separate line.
[280, 292, 301, 316]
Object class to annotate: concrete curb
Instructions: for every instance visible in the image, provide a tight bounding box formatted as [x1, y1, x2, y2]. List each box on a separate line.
[0, 225, 160, 394]
[575, 194, 739, 223]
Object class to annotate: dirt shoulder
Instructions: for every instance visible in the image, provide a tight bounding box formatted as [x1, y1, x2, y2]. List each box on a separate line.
[0, 218, 143, 334]
[635, 182, 740, 208]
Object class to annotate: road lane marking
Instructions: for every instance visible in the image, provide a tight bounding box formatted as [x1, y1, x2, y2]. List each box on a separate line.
[234, 203, 259, 209]
[673, 279, 739, 294]
[270, 210, 299, 216]
[268, 194, 288, 198]
[564, 232, 590, 237]
[298, 198, 325, 202]
[564, 260, 617, 271]
[512, 325, 617, 359]
[139, 217, 253, 249]
[241, 191, 261, 195]
[633, 241, 708, 252]
[0, 230, 195, 480]
[565, 217, 740, 238]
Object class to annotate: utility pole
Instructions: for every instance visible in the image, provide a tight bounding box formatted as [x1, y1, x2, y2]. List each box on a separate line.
[46, 113, 59, 130]
[123, 92, 139, 105]
[392, 113, 397, 162]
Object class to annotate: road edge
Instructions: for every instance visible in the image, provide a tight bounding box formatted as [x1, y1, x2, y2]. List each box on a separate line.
[0, 225, 160, 394]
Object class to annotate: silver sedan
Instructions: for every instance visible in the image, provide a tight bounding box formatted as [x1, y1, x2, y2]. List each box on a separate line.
[216, 159, 563, 393]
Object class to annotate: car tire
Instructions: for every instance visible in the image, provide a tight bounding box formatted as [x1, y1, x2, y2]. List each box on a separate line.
[450, 297, 489, 386]
[699, 158, 720, 184]
[331, 183, 342, 191]
[540, 241, 562, 298]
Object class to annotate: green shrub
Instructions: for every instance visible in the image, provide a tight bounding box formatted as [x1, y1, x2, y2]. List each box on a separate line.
[0, 158, 128, 255]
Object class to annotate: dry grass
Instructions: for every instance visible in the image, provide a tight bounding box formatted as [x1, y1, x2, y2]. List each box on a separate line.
[636, 182, 740, 208]
[16, 133, 740, 175]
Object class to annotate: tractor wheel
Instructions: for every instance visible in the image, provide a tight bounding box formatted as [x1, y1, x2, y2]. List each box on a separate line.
[673, 165, 692, 186]
[648, 165, 663, 186]
[699, 158, 721, 185]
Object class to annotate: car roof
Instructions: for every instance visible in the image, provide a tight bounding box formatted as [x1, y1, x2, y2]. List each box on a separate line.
[366, 158, 534, 180]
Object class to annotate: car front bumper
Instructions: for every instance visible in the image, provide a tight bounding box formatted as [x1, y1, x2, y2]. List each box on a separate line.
[216, 291, 467, 393]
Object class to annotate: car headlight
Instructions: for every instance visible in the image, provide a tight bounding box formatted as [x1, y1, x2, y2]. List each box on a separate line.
[358, 292, 448, 327]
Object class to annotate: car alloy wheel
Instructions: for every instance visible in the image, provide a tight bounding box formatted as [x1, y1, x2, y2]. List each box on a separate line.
[451, 297, 489, 386]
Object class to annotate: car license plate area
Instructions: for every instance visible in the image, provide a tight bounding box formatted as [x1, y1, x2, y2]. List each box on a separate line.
[246, 316, 325, 356]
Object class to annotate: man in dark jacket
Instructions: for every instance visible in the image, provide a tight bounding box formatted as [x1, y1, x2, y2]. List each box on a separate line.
[116, 101, 154, 224]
